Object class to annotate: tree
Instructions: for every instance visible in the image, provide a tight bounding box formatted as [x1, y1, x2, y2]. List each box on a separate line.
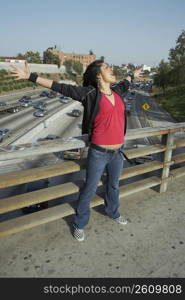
[43, 50, 60, 67]
[113, 65, 126, 79]
[154, 60, 171, 94]
[168, 30, 185, 85]
[169, 30, 185, 66]
[73, 61, 83, 75]
[127, 63, 136, 72]
[63, 60, 83, 75]
[24, 51, 41, 63]
[16, 53, 26, 59]
[63, 60, 73, 73]
[99, 56, 105, 62]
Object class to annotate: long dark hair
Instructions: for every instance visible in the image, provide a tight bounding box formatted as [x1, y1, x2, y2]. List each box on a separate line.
[83, 59, 103, 87]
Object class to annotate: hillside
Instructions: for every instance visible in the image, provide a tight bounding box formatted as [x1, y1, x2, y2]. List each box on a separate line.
[152, 85, 185, 122]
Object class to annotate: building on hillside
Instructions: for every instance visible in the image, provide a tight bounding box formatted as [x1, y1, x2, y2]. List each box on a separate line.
[45, 48, 96, 69]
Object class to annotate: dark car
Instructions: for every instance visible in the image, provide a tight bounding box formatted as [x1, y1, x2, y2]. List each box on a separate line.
[47, 91, 57, 98]
[6, 106, 19, 113]
[38, 135, 61, 141]
[33, 108, 48, 117]
[126, 103, 131, 115]
[32, 101, 47, 109]
[0, 101, 7, 106]
[21, 179, 49, 214]
[70, 109, 82, 117]
[0, 128, 11, 142]
[59, 97, 72, 104]
[18, 95, 31, 102]
[133, 144, 155, 164]
[45, 134, 61, 139]
[40, 91, 50, 97]
[20, 100, 33, 107]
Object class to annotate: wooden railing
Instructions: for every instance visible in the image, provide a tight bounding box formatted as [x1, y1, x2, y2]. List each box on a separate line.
[0, 123, 185, 238]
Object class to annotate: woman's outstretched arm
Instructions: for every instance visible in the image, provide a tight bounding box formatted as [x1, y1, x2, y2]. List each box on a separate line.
[10, 61, 53, 89]
[9, 61, 94, 101]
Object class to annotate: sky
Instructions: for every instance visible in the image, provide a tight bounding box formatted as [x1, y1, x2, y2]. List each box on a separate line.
[0, 0, 185, 66]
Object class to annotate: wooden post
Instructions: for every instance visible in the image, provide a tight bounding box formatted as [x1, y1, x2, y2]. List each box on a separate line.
[160, 132, 175, 193]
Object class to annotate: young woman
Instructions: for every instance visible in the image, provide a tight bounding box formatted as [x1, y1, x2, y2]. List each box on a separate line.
[10, 60, 142, 241]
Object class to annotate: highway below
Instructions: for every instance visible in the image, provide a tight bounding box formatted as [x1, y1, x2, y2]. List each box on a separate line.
[0, 88, 83, 147]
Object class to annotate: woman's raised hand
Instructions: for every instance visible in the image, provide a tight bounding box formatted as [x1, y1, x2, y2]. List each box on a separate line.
[133, 68, 143, 79]
[10, 61, 30, 80]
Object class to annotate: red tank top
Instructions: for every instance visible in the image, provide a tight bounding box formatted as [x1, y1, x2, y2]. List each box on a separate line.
[91, 91, 125, 145]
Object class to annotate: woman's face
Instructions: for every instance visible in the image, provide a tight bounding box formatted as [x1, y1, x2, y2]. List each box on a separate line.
[99, 63, 116, 84]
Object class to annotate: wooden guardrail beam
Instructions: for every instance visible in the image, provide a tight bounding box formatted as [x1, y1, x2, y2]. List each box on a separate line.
[172, 153, 185, 164]
[124, 144, 166, 159]
[0, 182, 79, 214]
[0, 160, 85, 188]
[175, 138, 185, 148]
[120, 161, 163, 179]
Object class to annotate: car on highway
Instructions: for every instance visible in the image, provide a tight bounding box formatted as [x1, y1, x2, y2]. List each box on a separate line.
[6, 106, 20, 113]
[59, 99, 69, 104]
[0, 101, 7, 106]
[33, 108, 48, 117]
[0, 128, 11, 142]
[20, 100, 33, 107]
[69, 109, 82, 117]
[59, 96, 72, 104]
[126, 103, 132, 115]
[18, 95, 31, 102]
[38, 134, 62, 141]
[47, 91, 58, 98]
[63, 148, 82, 160]
[40, 91, 50, 97]
[133, 144, 155, 164]
[32, 101, 47, 109]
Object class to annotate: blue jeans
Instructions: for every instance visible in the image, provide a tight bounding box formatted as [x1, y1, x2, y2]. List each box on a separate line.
[73, 145, 124, 229]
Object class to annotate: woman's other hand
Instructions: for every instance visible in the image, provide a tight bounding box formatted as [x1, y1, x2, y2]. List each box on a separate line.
[133, 68, 143, 80]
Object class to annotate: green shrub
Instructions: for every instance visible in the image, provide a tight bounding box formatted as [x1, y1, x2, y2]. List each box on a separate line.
[0, 69, 8, 75]
[2, 86, 8, 91]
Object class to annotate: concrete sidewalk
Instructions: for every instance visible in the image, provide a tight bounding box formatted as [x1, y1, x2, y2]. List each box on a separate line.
[0, 175, 184, 278]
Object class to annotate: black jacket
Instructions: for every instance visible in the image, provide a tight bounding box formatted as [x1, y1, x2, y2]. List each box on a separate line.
[51, 79, 130, 138]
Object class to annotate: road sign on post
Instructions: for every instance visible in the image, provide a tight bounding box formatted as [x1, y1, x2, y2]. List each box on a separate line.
[142, 103, 150, 110]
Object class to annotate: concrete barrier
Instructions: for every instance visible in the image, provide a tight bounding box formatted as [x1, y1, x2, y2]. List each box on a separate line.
[0, 62, 65, 73]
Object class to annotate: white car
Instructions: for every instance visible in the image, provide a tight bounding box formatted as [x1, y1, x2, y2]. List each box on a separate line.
[33, 109, 48, 117]
[20, 100, 33, 107]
